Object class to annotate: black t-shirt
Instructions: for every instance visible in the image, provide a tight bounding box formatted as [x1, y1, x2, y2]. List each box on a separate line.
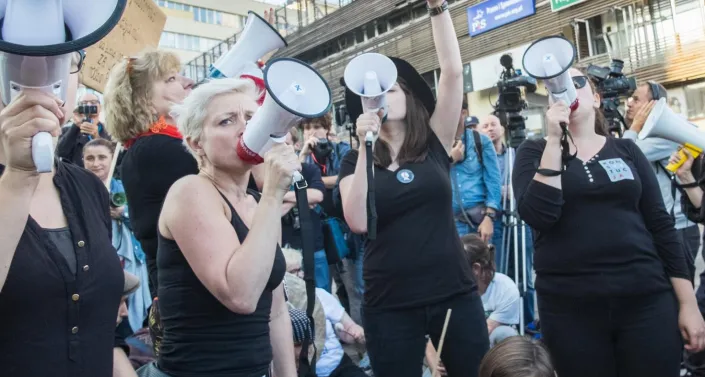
[512, 137, 690, 297]
[282, 163, 325, 251]
[338, 134, 476, 309]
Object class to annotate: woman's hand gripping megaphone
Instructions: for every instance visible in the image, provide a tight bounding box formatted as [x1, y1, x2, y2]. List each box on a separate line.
[261, 143, 303, 200]
[356, 109, 384, 148]
[0, 91, 65, 174]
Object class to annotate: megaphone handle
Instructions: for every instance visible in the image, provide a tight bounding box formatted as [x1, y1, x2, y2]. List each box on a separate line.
[366, 142, 377, 240]
[32, 132, 54, 173]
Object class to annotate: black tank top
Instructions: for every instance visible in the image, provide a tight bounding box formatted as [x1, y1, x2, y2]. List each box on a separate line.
[157, 188, 286, 377]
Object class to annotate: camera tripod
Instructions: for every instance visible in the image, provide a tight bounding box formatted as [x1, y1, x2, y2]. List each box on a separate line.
[498, 145, 535, 336]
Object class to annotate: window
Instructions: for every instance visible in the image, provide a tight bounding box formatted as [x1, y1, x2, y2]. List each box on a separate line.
[159, 31, 221, 52]
[685, 82, 705, 119]
[154, 1, 239, 27]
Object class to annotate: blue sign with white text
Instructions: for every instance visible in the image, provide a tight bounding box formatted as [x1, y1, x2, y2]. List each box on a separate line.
[467, 0, 536, 37]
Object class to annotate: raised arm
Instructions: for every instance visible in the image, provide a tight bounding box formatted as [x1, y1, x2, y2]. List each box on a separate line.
[428, 0, 464, 150]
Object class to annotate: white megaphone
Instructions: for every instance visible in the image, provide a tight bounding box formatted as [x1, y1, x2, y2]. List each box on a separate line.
[209, 11, 287, 82]
[237, 57, 331, 167]
[0, 0, 127, 173]
[639, 97, 705, 171]
[343, 53, 397, 143]
[523, 36, 579, 112]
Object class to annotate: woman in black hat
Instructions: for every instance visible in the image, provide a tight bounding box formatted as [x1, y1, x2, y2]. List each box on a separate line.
[337, 1, 489, 376]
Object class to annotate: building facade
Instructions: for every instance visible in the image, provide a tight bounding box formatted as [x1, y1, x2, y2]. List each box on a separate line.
[178, 0, 345, 82]
[270, 0, 705, 135]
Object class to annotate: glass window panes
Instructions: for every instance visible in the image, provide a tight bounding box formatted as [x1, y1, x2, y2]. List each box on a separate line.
[685, 83, 705, 119]
[159, 31, 220, 52]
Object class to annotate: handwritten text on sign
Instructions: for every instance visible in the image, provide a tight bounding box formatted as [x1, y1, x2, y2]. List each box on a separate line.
[83, 0, 166, 93]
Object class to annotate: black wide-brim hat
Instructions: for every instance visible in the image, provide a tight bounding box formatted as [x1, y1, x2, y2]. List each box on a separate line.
[342, 56, 436, 124]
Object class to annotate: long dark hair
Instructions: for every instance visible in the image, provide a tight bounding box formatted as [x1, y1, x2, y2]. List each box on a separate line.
[579, 68, 609, 137]
[373, 77, 434, 167]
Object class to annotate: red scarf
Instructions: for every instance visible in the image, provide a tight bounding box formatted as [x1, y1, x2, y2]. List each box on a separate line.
[124, 116, 183, 149]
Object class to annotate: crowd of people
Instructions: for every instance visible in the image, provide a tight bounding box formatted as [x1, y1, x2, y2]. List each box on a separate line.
[5, 1, 705, 377]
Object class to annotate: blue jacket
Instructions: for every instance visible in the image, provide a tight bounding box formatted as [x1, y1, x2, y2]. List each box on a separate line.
[450, 130, 502, 213]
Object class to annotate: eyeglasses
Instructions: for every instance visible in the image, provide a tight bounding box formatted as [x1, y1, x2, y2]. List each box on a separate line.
[572, 75, 588, 90]
[70, 50, 86, 74]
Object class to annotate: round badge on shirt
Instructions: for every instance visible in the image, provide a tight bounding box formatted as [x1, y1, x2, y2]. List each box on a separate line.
[396, 169, 414, 184]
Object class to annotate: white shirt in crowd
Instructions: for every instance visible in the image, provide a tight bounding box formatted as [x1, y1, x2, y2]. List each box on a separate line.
[316, 288, 346, 377]
[481, 272, 521, 326]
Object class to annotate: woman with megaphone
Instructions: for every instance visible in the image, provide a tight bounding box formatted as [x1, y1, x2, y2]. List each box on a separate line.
[337, 1, 489, 376]
[136, 77, 297, 377]
[0, 52, 126, 377]
[512, 67, 705, 377]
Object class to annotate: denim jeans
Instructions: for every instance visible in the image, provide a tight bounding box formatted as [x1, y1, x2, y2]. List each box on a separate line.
[364, 293, 489, 377]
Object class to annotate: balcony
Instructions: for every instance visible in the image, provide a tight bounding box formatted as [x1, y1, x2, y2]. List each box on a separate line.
[578, 26, 705, 84]
[182, 35, 237, 83]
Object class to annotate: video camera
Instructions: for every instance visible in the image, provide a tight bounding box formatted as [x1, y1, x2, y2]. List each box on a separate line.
[494, 54, 537, 148]
[587, 59, 636, 135]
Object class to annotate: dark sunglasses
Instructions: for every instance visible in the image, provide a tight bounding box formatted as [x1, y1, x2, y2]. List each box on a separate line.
[71, 50, 86, 74]
[572, 75, 588, 89]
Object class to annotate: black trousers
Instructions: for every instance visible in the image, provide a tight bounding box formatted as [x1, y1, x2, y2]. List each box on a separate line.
[363, 293, 489, 377]
[539, 290, 682, 377]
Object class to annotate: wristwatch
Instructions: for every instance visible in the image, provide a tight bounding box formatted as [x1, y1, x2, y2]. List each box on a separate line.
[427, 1, 449, 16]
[483, 210, 497, 221]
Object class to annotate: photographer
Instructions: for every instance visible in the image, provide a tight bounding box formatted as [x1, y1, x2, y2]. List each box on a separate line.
[57, 92, 111, 167]
[623, 82, 700, 273]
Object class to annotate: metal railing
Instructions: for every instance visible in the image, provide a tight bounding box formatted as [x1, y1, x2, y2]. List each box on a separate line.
[182, 0, 357, 83]
[273, 0, 356, 37]
[578, 26, 705, 74]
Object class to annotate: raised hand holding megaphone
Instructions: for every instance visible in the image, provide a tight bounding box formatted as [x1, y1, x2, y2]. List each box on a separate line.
[236, 58, 331, 182]
[209, 11, 287, 104]
[523, 36, 579, 162]
[343, 53, 398, 144]
[0, 0, 127, 173]
[638, 97, 705, 172]
[523, 36, 579, 113]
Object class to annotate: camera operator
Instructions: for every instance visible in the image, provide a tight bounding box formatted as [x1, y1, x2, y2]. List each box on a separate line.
[57, 92, 111, 167]
[623, 82, 700, 273]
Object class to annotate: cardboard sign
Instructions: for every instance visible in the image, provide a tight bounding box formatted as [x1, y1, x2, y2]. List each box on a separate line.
[83, 0, 166, 93]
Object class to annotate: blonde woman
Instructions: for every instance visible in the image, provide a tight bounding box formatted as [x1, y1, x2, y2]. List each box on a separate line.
[153, 77, 298, 376]
[104, 50, 195, 303]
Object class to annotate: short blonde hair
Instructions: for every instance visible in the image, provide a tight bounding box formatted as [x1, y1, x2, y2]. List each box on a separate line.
[170, 77, 259, 163]
[103, 49, 181, 143]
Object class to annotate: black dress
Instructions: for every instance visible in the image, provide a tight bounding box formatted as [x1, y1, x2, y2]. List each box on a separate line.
[157, 189, 286, 377]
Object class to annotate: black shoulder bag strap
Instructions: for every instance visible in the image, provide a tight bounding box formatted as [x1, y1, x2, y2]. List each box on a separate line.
[293, 177, 318, 377]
